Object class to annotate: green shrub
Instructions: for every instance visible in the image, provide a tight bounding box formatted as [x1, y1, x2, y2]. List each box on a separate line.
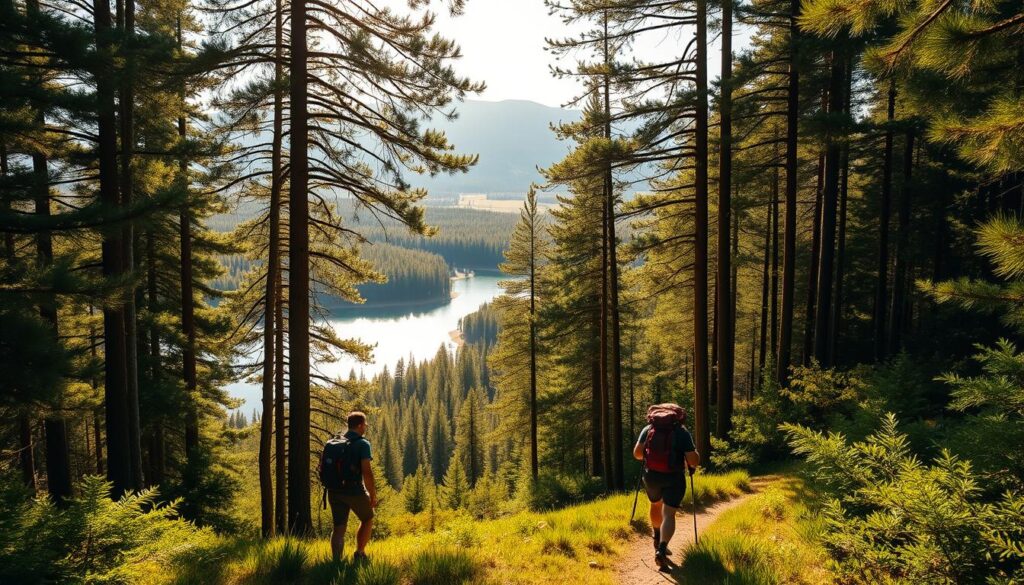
[0, 475, 214, 584]
[406, 546, 480, 585]
[784, 414, 1024, 584]
[520, 471, 604, 510]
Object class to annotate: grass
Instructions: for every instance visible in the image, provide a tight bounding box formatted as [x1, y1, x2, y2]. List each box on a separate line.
[168, 469, 750, 585]
[672, 475, 832, 585]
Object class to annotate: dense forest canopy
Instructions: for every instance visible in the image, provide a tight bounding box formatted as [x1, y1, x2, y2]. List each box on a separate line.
[1, 0, 1023, 581]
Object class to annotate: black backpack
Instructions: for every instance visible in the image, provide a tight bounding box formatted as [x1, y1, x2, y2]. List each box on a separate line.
[318, 436, 362, 491]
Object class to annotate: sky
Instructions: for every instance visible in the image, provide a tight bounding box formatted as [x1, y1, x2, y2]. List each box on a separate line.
[405, 0, 741, 109]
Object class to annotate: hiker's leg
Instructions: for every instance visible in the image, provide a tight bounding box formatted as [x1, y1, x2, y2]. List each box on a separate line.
[356, 517, 372, 553]
[328, 492, 351, 561]
[649, 499, 663, 530]
[660, 503, 677, 545]
[331, 522, 347, 560]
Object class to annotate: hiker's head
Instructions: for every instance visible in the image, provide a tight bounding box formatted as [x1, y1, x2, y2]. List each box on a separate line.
[347, 411, 368, 434]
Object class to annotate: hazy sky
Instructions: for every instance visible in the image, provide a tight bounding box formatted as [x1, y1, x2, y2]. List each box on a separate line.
[413, 0, 739, 108]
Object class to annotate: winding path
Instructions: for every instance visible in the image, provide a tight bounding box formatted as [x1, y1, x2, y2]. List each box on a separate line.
[614, 479, 771, 585]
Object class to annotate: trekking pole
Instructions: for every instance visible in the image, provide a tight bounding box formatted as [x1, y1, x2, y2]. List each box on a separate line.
[629, 467, 643, 522]
[689, 467, 698, 545]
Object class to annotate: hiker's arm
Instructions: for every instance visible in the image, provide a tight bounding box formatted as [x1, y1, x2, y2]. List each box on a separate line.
[633, 440, 644, 460]
[684, 450, 700, 470]
[361, 459, 377, 507]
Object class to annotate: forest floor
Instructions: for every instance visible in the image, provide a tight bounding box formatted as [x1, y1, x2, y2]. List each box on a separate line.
[614, 477, 772, 585]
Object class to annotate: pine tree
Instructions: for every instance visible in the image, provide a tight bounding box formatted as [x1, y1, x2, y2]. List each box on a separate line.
[281, 0, 482, 534]
[454, 386, 486, 485]
[495, 187, 547, 479]
[440, 455, 470, 510]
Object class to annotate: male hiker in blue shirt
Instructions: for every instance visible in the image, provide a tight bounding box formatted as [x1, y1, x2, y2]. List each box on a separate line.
[633, 403, 700, 569]
[320, 411, 378, 562]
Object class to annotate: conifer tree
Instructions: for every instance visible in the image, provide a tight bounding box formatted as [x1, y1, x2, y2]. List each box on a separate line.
[495, 187, 547, 479]
[454, 386, 486, 485]
[440, 454, 470, 509]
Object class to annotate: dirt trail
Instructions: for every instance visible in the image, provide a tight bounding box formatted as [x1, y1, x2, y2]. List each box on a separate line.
[614, 479, 772, 585]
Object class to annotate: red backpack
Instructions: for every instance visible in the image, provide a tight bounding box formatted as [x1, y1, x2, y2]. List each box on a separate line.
[643, 403, 686, 473]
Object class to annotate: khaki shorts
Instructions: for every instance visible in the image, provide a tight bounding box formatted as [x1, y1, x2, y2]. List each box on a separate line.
[327, 490, 374, 527]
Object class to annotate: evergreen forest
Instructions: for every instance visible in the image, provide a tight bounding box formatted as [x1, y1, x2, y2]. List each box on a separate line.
[1, 0, 1023, 583]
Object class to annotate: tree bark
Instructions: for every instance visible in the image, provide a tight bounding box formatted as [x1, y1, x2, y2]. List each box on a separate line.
[778, 0, 800, 386]
[603, 13, 624, 490]
[716, 0, 734, 438]
[145, 231, 164, 485]
[692, 0, 712, 460]
[599, 194, 612, 490]
[259, 0, 285, 536]
[803, 149, 824, 365]
[274, 273, 287, 534]
[591, 310, 603, 476]
[287, 0, 313, 534]
[812, 53, 845, 367]
[177, 19, 200, 463]
[889, 132, 915, 353]
[758, 176, 772, 374]
[873, 81, 896, 361]
[95, 0, 133, 497]
[830, 60, 853, 362]
[120, 0, 143, 490]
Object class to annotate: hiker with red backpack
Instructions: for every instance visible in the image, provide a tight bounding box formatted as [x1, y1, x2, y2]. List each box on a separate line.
[632, 403, 700, 569]
[319, 411, 378, 562]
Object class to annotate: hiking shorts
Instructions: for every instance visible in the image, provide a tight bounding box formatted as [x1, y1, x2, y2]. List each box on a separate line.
[643, 470, 687, 508]
[327, 490, 374, 527]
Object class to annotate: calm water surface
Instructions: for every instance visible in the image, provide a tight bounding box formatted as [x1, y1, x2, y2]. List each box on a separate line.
[228, 274, 502, 412]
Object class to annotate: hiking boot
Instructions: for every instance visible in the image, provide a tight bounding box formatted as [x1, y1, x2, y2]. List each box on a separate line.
[654, 542, 668, 569]
[652, 529, 660, 552]
[352, 551, 369, 564]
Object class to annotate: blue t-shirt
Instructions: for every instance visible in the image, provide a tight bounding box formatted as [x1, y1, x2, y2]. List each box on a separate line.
[340, 430, 372, 495]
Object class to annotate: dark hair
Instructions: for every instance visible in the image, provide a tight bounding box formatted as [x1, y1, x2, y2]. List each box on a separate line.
[347, 411, 367, 429]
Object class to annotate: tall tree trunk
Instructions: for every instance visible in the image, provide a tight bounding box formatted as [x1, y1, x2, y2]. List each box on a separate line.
[34, 140, 72, 505]
[177, 20, 200, 463]
[758, 184, 772, 373]
[259, 0, 285, 535]
[873, 81, 896, 361]
[692, 0, 712, 460]
[145, 232, 164, 485]
[830, 60, 853, 362]
[528, 206, 538, 480]
[769, 152, 780, 371]
[287, 0, 313, 534]
[89, 307, 104, 475]
[21, 2, 74, 500]
[95, 0, 133, 497]
[715, 0, 734, 439]
[599, 195, 612, 491]
[603, 13, 624, 490]
[120, 0, 143, 490]
[889, 132, 915, 353]
[778, 0, 800, 386]
[590, 310, 603, 477]
[812, 53, 845, 367]
[274, 275, 287, 534]
[803, 150, 824, 364]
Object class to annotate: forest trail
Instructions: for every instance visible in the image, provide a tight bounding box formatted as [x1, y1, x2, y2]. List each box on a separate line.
[614, 477, 775, 585]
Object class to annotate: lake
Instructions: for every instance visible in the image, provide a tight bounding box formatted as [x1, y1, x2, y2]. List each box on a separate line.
[227, 274, 503, 412]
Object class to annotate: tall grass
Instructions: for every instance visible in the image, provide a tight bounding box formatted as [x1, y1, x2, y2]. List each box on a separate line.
[168, 470, 751, 585]
[673, 476, 831, 585]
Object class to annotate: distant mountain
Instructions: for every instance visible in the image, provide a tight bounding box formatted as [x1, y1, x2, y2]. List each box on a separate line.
[408, 99, 582, 196]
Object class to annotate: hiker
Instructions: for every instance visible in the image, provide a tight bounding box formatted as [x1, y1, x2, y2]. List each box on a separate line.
[633, 403, 700, 568]
[319, 411, 378, 562]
